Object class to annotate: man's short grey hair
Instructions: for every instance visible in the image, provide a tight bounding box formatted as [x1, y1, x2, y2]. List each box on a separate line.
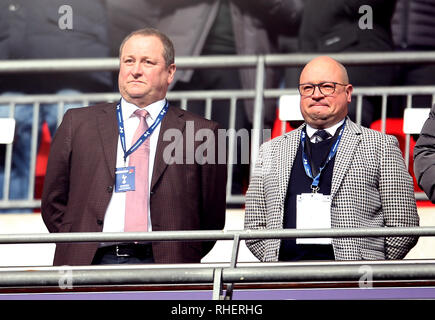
[119, 27, 175, 67]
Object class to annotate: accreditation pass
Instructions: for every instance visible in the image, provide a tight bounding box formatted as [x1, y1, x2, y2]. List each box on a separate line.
[296, 193, 332, 244]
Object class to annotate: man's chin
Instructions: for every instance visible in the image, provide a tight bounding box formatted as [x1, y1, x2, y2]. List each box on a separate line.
[306, 115, 329, 128]
[125, 92, 148, 101]
[309, 113, 328, 122]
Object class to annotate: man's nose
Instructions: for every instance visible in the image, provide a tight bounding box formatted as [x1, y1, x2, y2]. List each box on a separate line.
[312, 85, 324, 98]
[131, 62, 142, 76]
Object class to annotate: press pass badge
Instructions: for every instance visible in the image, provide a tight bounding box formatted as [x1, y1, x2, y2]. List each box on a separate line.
[115, 166, 135, 192]
[296, 193, 332, 245]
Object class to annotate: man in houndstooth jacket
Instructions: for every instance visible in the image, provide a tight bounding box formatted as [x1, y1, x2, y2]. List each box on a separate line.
[244, 56, 419, 261]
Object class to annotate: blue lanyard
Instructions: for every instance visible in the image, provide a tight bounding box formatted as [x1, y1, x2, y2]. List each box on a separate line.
[300, 121, 346, 192]
[116, 99, 169, 163]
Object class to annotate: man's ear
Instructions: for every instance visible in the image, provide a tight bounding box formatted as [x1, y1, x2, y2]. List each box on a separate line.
[346, 84, 353, 103]
[167, 64, 176, 85]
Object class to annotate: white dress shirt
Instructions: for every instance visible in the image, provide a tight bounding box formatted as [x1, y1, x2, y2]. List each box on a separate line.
[305, 119, 345, 143]
[102, 98, 165, 233]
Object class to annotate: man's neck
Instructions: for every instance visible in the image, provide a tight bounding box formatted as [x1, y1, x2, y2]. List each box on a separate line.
[124, 97, 164, 109]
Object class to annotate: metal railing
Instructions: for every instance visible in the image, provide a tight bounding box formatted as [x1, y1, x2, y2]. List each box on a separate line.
[1, 51, 435, 208]
[3, 261, 435, 299]
[1, 227, 435, 299]
[1, 51, 435, 73]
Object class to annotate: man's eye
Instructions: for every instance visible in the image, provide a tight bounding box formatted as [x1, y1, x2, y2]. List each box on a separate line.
[322, 84, 334, 89]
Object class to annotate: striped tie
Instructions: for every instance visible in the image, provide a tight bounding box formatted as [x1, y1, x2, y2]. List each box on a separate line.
[124, 109, 150, 232]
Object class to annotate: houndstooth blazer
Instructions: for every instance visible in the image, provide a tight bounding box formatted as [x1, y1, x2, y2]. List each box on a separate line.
[244, 118, 419, 261]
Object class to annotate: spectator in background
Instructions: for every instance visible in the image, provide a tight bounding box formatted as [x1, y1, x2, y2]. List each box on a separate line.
[106, 0, 303, 196]
[0, 0, 112, 206]
[106, 0, 161, 57]
[414, 103, 435, 203]
[296, 0, 397, 128]
[390, 0, 435, 116]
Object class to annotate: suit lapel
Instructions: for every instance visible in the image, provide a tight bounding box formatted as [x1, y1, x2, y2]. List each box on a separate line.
[96, 102, 119, 180]
[277, 127, 303, 216]
[331, 118, 362, 198]
[151, 106, 185, 191]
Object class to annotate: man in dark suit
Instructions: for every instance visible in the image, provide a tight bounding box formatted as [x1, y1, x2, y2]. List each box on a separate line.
[41, 28, 227, 266]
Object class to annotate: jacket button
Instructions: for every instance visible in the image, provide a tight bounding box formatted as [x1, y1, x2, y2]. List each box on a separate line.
[107, 186, 113, 193]
[97, 219, 103, 226]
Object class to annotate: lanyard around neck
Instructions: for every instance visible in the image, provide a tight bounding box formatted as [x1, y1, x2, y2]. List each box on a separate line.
[300, 120, 346, 192]
[116, 99, 169, 163]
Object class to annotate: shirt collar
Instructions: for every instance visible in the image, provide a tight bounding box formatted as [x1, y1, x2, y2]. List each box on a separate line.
[120, 98, 166, 122]
[306, 119, 345, 139]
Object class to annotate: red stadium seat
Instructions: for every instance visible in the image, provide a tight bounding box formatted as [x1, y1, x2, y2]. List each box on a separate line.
[272, 109, 292, 139]
[34, 121, 51, 203]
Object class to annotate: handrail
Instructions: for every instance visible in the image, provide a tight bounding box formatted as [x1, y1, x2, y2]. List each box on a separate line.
[2, 261, 435, 299]
[1, 51, 435, 73]
[5, 261, 435, 285]
[1, 86, 434, 104]
[0, 227, 433, 299]
[0, 226, 433, 245]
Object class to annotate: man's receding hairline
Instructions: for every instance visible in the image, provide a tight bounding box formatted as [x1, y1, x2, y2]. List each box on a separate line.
[118, 28, 175, 67]
[301, 56, 350, 84]
[336, 61, 349, 84]
[119, 34, 159, 56]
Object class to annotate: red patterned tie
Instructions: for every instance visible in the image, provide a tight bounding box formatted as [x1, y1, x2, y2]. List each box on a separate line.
[124, 109, 150, 232]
